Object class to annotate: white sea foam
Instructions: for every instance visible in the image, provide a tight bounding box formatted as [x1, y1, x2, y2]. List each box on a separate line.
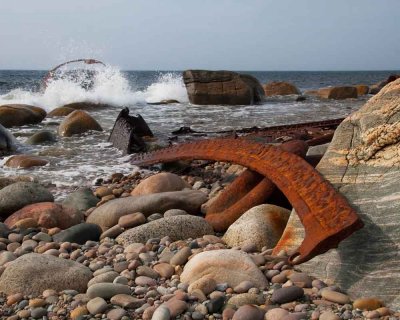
[0, 65, 188, 111]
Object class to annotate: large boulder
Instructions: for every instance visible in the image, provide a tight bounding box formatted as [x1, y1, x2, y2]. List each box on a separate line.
[0, 124, 16, 155]
[116, 215, 214, 246]
[222, 204, 290, 251]
[274, 78, 400, 309]
[47, 106, 75, 117]
[4, 202, 83, 229]
[4, 155, 49, 168]
[0, 182, 54, 219]
[0, 253, 92, 295]
[263, 81, 301, 96]
[180, 249, 268, 288]
[62, 187, 99, 212]
[87, 190, 207, 230]
[183, 70, 265, 105]
[26, 130, 57, 145]
[60, 102, 113, 110]
[0, 104, 46, 127]
[306, 86, 358, 100]
[58, 110, 103, 137]
[354, 85, 370, 96]
[131, 173, 190, 196]
[369, 74, 400, 95]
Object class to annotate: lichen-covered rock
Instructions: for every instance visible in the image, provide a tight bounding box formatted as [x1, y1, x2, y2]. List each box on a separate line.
[0, 104, 46, 127]
[87, 190, 207, 230]
[116, 215, 214, 246]
[4, 202, 83, 229]
[58, 110, 102, 137]
[275, 78, 400, 309]
[180, 249, 268, 288]
[263, 81, 300, 96]
[183, 70, 265, 105]
[0, 253, 92, 295]
[223, 204, 290, 250]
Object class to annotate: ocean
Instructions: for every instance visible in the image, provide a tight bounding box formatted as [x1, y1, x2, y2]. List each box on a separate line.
[0, 67, 398, 199]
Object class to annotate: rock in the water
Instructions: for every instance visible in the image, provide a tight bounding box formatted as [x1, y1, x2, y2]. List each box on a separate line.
[87, 190, 207, 230]
[62, 188, 99, 212]
[0, 104, 46, 127]
[60, 102, 113, 110]
[263, 81, 301, 96]
[0, 253, 92, 295]
[4, 155, 49, 168]
[131, 172, 190, 196]
[355, 85, 370, 96]
[180, 249, 268, 288]
[58, 110, 102, 137]
[25, 130, 57, 145]
[53, 223, 102, 244]
[0, 182, 54, 219]
[4, 202, 83, 229]
[183, 70, 265, 105]
[116, 215, 214, 246]
[222, 204, 290, 250]
[306, 86, 358, 99]
[275, 79, 400, 309]
[47, 106, 75, 117]
[0, 124, 17, 155]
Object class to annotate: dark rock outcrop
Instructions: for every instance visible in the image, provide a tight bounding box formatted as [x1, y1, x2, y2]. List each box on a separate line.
[183, 70, 264, 105]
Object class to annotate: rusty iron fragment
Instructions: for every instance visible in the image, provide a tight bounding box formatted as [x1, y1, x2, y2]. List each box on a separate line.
[43, 58, 106, 88]
[131, 138, 364, 264]
[205, 140, 308, 232]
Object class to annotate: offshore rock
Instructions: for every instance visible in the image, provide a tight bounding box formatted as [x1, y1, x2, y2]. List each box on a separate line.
[0, 124, 16, 155]
[87, 190, 207, 230]
[0, 182, 54, 219]
[26, 130, 57, 145]
[116, 215, 214, 246]
[183, 70, 265, 105]
[275, 78, 400, 309]
[222, 204, 290, 251]
[4, 155, 49, 168]
[58, 110, 103, 137]
[0, 253, 92, 295]
[306, 86, 358, 99]
[47, 106, 75, 117]
[263, 81, 301, 96]
[0, 104, 46, 127]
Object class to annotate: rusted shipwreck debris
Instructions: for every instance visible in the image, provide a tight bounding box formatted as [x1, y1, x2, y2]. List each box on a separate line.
[131, 138, 364, 264]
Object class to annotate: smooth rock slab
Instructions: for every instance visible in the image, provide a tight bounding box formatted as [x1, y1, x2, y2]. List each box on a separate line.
[117, 215, 214, 246]
[87, 190, 207, 230]
[275, 79, 400, 309]
[180, 249, 268, 288]
[52, 223, 102, 244]
[0, 253, 92, 295]
[222, 204, 290, 250]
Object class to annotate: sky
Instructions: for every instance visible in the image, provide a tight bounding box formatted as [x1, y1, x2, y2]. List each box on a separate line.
[0, 0, 399, 71]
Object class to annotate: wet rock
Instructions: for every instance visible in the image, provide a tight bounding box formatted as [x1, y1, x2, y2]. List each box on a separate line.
[306, 86, 358, 99]
[183, 70, 265, 105]
[4, 202, 83, 229]
[275, 80, 400, 309]
[270, 286, 304, 304]
[0, 182, 54, 219]
[62, 187, 99, 212]
[131, 172, 190, 196]
[116, 215, 213, 246]
[58, 110, 102, 137]
[53, 223, 102, 244]
[0, 104, 46, 127]
[47, 106, 75, 117]
[87, 190, 207, 230]
[4, 155, 49, 168]
[0, 253, 92, 295]
[61, 102, 114, 110]
[263, 81, 301, 96]
[223, 204, 290, 251]
[26, 130, 56, 145]
[0, 124, 16, 155]
[180, 249, 268, 288]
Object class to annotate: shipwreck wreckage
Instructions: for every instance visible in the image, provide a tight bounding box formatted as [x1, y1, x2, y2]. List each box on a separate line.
[106, 108, 364, 265]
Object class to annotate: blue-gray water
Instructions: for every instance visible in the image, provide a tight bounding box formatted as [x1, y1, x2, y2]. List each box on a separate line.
[0, 68, 398, 198]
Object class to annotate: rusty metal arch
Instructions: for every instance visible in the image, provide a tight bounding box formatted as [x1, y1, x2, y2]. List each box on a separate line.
[131, 138, 364, 265]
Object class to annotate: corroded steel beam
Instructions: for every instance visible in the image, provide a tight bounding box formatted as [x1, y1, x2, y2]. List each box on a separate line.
[205, 140, 308, 232]
[131, 138, 364, 264]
